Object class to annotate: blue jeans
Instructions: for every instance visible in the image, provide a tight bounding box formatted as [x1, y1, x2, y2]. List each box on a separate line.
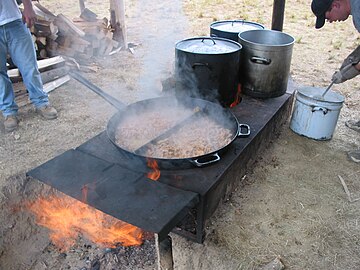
[0, 19, 49, 117]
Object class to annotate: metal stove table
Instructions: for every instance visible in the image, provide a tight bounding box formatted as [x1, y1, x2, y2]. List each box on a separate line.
[27, 90, 294, 243]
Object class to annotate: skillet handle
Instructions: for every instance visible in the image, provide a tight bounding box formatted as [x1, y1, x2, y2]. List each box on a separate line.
[69, 70, 125, 110]
[237, 124, 251, 138]
[190, 153, 221, 167]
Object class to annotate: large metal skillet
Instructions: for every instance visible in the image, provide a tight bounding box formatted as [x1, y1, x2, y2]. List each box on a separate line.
[69, 71, 250, 169]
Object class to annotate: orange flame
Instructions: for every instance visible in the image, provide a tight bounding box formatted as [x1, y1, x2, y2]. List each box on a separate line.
[230, 83, 242, 108]
[146, 158, 160, 181]
[26, 194, 143, 251]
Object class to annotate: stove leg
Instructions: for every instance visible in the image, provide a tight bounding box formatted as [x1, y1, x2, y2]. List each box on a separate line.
[155, 234, 174, 270]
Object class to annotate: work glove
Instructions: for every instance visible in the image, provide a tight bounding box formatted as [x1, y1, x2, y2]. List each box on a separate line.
[332, 63, 360, 84]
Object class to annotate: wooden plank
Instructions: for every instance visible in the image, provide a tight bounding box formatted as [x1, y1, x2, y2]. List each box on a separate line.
[33, 3, 56, 21]
[40, 66, 69, 84]
[43, 75, 70, 93]
[80, 8, 98, 22]
[38, 56, 65, 70]
[33, 21, 58, 40]
[56, 14, 86, 38]
[79, 0, 85, 12]
[8, 56, 65, 80]
[11, 75, 69, 103]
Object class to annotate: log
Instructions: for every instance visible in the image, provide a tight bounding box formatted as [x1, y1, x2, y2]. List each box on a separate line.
[55, 14, 86, 38]
[39, 49, 47, 59]
[79, 0, 85, 12]
[33, 3, 56, 21]
[109, 0, 127, 49]
[36, 36, 47, 46]
[80, 8, 98, 22]
[33, 20, 58, 39]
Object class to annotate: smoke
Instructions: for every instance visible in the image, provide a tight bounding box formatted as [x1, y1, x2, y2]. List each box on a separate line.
[134, 0, 188, 100]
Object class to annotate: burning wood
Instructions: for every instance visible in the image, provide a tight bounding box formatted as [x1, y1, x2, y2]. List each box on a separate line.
[147, 159, 160, 181]
[230, 83, 242, 108]
[26, 194, 144, 251]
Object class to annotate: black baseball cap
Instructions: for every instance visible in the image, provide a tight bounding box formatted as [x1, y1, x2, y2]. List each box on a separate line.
[311, 0, 333, 29]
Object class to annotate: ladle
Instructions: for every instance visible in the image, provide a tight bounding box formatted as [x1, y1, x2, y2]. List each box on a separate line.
[321, 81, 334, 97]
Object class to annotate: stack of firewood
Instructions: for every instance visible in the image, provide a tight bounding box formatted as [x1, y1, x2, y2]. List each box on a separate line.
[31, 3, 120, 60]
[6, 1, 126, 108]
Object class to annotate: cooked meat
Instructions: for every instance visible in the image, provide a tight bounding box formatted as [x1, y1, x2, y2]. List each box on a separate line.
[144, 117, 233, 159]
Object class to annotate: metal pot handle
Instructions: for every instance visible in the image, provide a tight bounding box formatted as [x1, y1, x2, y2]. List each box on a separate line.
[192, 62, 212, 71]
[190, 153, 221, 167]
[251, 56, 271, 65]
[233, 20, 245, 25]
[312, 106, 329, 115]
[201, 38, 216, 45]
[237, 124, 251, 138]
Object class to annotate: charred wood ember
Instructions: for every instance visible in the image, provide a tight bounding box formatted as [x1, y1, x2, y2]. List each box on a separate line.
[90, 236, 156, 270]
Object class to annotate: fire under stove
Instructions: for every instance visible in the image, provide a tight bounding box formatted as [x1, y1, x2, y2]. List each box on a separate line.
[26, 86, 295, 248]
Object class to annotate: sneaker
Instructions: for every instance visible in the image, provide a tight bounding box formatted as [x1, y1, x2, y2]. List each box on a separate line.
[36, 105, 58, 120]
[345, 120, 360, 133]
[4, 115, 18, 132]
[348, 150, 360, 163]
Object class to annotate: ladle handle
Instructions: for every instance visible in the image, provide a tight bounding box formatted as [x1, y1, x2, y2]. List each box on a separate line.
[69, 70, 125, 110]
[321, 81, 334, 97]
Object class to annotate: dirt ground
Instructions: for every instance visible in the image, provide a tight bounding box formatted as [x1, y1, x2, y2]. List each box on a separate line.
[1, 0, 360, 269]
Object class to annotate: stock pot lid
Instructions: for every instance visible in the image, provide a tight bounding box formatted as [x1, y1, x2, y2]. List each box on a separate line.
[210, 20, 264, 33]
[298, 86, 345, 103]
[176, 37, 241, 54]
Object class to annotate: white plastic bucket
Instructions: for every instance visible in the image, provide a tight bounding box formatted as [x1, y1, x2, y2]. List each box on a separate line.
[290, 86, 345, 140]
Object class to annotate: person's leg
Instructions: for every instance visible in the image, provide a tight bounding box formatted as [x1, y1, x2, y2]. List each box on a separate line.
[348, 150, 360, 163]
[7, 20, 57, 119]
[6, 20, 49, 108]
[0, 24, 18, 117]
[345, 120, 360, 132]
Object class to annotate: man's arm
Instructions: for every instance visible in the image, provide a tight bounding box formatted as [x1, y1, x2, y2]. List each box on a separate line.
[21, 0, 36, 28]
[332, 45, 360, 83]
[340, 45, 360, 69]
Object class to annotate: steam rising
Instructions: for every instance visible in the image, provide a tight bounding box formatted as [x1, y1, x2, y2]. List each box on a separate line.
[134, 0, 188, 100]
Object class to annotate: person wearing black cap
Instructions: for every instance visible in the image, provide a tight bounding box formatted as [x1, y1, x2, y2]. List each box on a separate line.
[311, 0, 360, 162]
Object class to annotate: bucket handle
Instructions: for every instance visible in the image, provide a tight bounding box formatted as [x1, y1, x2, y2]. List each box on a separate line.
[312, 106, 329, 115]
[251, 56, 271, 65]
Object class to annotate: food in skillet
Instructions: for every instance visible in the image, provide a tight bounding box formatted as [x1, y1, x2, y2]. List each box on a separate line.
[114, 106, 194, 152]
[144, 116, 233, 159]
[114, 103, 233, 159]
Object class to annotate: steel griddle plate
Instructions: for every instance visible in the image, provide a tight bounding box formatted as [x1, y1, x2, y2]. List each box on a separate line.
[27, 150, 199, 240]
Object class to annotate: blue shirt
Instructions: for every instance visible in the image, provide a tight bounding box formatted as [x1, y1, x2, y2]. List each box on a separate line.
[0, 0, 22, 26]
[351, 0, 360, 32]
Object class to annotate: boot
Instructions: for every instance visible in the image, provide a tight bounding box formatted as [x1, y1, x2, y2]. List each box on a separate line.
[348, 150, 360, 163]
[345, 120, 360, 133]
[36, 105, 58, 120]
[4, 115, 18, 132]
